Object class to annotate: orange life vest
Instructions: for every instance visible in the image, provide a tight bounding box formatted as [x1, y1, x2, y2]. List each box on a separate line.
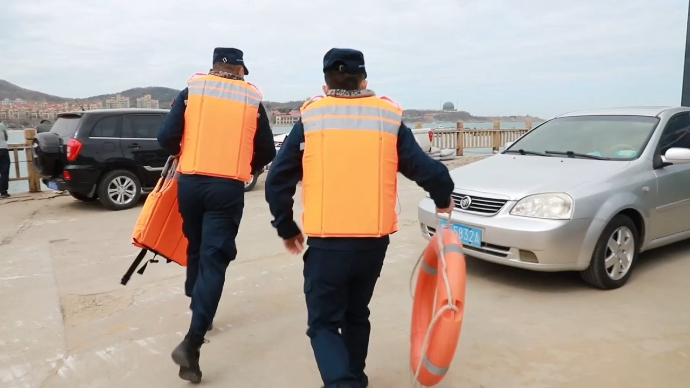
[301, 95, 403, 238]
[178, 75, 262, 182]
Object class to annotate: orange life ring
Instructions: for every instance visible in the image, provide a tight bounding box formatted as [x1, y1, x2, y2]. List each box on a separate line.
[410, 229, 467, 387]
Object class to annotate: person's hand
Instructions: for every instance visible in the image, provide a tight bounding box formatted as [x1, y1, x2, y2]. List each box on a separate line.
[284, 233, 305, 254]
[436, 198, 455, 214]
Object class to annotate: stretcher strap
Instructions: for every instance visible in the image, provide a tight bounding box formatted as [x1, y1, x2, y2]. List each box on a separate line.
[121, 249, 174, 286]
[136, 255, 160, 275]
[121, 249, 148, 286]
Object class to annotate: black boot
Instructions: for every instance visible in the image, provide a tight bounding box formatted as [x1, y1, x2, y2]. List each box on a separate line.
[171, 333, 205, 384]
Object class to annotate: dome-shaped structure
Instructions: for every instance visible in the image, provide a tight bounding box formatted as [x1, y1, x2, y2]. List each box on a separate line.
[442, 102, 455, 111]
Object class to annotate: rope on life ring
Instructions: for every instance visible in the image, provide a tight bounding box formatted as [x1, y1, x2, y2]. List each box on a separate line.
[409, 212, 467, 387]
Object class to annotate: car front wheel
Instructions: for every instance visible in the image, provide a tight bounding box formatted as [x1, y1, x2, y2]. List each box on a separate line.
[581, 214, 639, 290]
[97, 170, 142, 211]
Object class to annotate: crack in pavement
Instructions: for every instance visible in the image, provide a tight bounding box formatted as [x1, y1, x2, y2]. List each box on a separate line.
[0, 206, 45, 247]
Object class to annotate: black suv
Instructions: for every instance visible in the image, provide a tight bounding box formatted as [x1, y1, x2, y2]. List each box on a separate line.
[33, 108, 264, 210]
[33, 109, 173, 210]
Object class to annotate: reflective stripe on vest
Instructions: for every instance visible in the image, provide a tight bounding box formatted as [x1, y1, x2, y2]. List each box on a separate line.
[301, 96, 402, 238]
[178, 75, 262, 181]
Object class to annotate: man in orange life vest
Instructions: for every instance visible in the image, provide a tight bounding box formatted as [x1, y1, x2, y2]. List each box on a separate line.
[265, 48, 455, 388]
[157, 47, 276, 383]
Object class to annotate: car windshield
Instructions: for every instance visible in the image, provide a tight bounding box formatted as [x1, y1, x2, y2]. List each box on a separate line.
[506, 115, 659, 160]
[50, 116, 82, 139]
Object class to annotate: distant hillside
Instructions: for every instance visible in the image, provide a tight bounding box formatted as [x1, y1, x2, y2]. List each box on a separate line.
[0, 80, 180, 106]
[263, 100, 307, 112]
[0, 80, 290, 108]
[0, 79, 543, 121]
[0, 80, 68, 103]
[404, 109, 543, 123]
[84, 87, 180, 106]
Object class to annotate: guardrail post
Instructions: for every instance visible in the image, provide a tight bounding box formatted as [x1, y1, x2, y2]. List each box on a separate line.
[24, 129, 41, 192]
[455, 121, 464, 156]
[414, 122, 422, 129]
[492, 121, 501, 152]
[526, 121, 533, 130]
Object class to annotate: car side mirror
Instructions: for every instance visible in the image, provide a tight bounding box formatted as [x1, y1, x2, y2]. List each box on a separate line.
[661, 147, 690, 165]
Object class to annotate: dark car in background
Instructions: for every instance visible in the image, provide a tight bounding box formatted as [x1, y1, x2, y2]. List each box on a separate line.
[32, 109, 172, 210]
[32, 108, 266, 210]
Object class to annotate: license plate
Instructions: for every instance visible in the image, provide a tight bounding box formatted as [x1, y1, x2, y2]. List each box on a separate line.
[48, 181, 59, 190]
[439, 220, 483, 247]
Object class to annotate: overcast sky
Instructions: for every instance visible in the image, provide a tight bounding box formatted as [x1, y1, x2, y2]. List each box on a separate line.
[0, 0, 687, 117]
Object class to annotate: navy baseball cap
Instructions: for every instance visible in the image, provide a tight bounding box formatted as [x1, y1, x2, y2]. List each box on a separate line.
[213, 47, 249, 75]
[323, 48, 367, 78]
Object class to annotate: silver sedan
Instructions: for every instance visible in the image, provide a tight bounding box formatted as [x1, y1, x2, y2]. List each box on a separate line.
[418, 106, 690, 289]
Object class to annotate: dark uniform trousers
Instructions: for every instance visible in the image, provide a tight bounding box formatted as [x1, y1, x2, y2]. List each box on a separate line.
[178, 174, 244, 336]
[304, 246, 388, 388]
[0, 149, 10, 195]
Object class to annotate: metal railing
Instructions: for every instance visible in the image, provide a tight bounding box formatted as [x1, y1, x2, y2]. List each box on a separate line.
[416, 121, 532, 156]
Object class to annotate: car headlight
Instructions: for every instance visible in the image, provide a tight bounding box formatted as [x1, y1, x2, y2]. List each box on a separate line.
[510, 193, 573, 220]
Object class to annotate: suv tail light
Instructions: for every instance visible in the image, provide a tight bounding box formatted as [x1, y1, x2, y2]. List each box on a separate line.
[428, 130, 434, 143]
[66, 138, 83, 161]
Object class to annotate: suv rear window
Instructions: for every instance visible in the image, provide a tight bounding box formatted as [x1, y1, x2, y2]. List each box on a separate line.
[50, 116, 82, 139]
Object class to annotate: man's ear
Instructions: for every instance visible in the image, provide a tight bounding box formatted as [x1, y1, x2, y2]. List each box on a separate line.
[322, 85, 329, 94]
[361, 80, 368, 89]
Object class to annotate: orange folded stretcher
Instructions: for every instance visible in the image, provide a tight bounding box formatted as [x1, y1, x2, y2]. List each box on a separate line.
[121, 157, 188, 285]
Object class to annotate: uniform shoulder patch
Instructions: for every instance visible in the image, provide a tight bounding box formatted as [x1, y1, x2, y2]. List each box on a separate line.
[301, 95, 325, 110]
[380, 96, 402, 110]
[246, 82, 264, 96]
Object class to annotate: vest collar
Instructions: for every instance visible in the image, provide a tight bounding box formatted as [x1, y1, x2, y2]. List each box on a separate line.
[208, 69, 245, 81]
[326, 89, 376, 98]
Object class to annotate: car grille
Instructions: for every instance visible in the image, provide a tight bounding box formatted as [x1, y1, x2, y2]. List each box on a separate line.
[451, 192, 508, 216]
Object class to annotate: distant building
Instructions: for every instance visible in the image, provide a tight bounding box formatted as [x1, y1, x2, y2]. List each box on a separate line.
[106, 94, 130, 109]
[14, 98, 26, 104]
[1, 100, 86, 124]
[88, 101, 104, 110]
[274, 109, 301, 125]
[1, 98, 11, 106]
[442, 102, 456, 112]
[136, 94, 160, 109]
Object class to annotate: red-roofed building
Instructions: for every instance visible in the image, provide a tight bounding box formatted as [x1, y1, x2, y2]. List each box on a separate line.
[275, 109, 301, 125]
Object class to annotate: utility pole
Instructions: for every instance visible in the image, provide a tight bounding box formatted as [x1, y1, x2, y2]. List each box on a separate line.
[682, 0, 690, 106]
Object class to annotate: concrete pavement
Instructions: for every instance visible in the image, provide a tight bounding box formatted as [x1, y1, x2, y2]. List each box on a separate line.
[1, 176, 689, 388]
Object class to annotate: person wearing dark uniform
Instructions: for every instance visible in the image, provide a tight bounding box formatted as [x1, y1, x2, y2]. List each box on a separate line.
[265, 48, 455, 388]
[157, 47, 275, 383]
[0, 122, 9, 199]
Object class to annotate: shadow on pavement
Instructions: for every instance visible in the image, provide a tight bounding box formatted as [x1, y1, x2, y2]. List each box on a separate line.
[464, 256, 583, 293]
[636, 238, 690, 271]
[464, 238, 690, 292]
[58, 196, 147, 212]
